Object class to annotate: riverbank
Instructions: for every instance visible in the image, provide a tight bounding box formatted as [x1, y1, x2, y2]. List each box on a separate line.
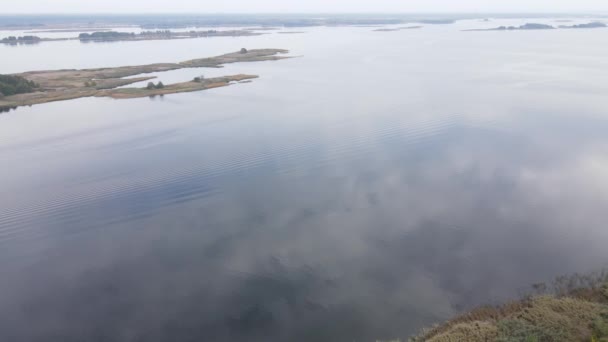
[409, 273, 608, 342]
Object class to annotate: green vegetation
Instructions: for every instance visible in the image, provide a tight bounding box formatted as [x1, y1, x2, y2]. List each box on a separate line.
[502, 23, 555, 30]
[0, 35, 41, 44]
[140, 30, 173, 37]
[465, 23, 556, 32]
[146, 81, 165, 90]
[0, 75, 39, 96]
[78, 31, 136, 41]
[77, 30, 259, 43]
[409, 272, 608, 342]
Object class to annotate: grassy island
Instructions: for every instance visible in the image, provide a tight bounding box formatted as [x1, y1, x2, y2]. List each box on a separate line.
[0, 49, 290, 111]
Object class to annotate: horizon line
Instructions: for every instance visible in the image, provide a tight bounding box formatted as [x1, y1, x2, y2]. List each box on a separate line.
[1, 11, 607, 16]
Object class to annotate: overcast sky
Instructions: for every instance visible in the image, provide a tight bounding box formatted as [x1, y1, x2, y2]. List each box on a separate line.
[5, 0, 608, 14]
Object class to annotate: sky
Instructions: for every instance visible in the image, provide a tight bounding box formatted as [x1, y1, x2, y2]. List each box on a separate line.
[5, 0, 608, 14]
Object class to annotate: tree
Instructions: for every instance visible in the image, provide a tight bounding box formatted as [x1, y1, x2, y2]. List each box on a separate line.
[156, 82, 164, 89]
[240, 48, 248, 54]
[147, 82, 156, 90]
[0, 74, 39, 96]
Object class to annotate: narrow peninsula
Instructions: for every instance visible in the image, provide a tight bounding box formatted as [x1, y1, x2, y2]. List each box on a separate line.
[373, 26, 422, 32]
[0, 49, 290, 111]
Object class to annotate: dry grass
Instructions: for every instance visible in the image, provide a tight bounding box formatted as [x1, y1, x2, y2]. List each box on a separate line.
[515, 296, 604, 340]
[411, 301, 529, 341]
[410, 279, 608, 342]
[0, 49, 289, 110]
[426, 321, 498, 342]
[104, 75, 258, 99]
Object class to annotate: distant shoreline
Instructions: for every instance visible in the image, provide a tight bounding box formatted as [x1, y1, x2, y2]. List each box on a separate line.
[464, 21, 607, 31]
[1, 29, 265, 45]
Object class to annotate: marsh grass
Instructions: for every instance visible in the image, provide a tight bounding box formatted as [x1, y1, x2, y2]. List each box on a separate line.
[409, 271, 608, 342]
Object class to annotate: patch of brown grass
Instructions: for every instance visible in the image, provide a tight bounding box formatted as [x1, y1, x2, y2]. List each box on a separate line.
[411, 288, 608, 341]
[426, 321, 498, 342]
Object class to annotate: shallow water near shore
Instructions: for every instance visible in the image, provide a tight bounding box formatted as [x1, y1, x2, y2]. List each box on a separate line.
[1, 18, 608, 341]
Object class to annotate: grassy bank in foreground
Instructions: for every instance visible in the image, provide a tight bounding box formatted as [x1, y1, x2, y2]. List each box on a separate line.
[407, 272, 608, 342]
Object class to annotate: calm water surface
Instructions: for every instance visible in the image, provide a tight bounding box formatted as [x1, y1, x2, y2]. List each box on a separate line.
[1, 19, 608, 341]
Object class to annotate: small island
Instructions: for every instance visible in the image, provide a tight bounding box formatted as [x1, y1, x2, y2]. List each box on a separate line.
[373, 26, 422, 32]
[0, 49, 290, 111]
[464, 23, 555, 31]
[465, 22, 607, 32]
[0, 35, 48, 45]
[559, 22, 607, 29]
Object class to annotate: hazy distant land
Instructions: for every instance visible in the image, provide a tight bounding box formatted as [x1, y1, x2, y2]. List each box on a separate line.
[0, 49, 290, 111]
[1, 29, 264, 45]
[465, 22, 606, 31]
[78, 29, 263, 42]
[0, 14, 461, 31]
[559, 22, 607, 29]
[373, 26, 423, 32]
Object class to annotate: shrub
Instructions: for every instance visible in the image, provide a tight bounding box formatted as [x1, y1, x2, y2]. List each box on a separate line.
[240, 48, 248, 54]
[146, 82, 156, 90]
[496, 319, 565, 342]
[592, 312, 608, 341]
[0, 75, 39, 96]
